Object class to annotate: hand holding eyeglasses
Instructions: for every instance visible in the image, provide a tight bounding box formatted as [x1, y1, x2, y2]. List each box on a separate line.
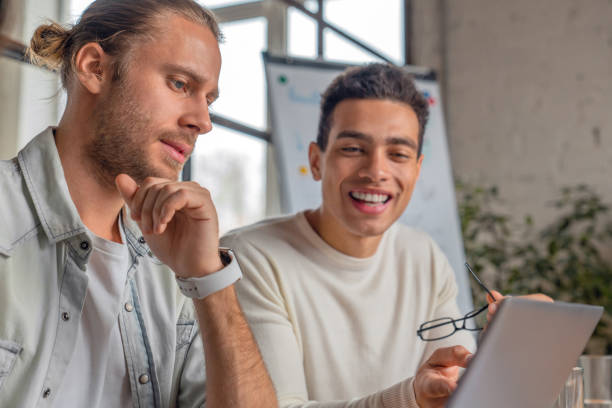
[413, 263, 553, 408]
[417, 263, 553, 341]
[485, 289, 553, 329]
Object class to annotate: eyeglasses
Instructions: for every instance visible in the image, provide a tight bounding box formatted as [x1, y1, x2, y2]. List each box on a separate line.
[416, 263, 498, 342]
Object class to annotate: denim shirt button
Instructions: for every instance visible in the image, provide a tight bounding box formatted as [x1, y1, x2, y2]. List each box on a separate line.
[61, 312, 70, 321]
[42, 388, 51, 398]
[138, 237, 146, 244]
[139, 374, 150, 384]
[80, 241, 89, 251]
[124, 303, 134, 312]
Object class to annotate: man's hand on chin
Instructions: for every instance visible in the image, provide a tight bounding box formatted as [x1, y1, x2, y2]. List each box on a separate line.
[115, 173, 223, 278]
[414, 345, 472, 408]
[115, 173, 278, 408]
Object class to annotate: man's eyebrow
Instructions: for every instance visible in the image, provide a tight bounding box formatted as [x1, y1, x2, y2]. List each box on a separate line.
[336, 130, 373, 142]
[387, 136, 418, 150]
[163, 63, 205, 83]
[336, 131, 418, 150]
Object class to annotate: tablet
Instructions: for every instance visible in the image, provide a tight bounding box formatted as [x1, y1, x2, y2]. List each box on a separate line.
[447, 297, 603, 408]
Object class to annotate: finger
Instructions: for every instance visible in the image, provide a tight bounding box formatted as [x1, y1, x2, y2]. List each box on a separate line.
[157, 185, 219, 237]
[115, 174, 138, 207]
[422, 374, 457, 398]
[486, 307, 496, 322]
[427, 378, 453, 398]
[487, 295, 508, 321]
[152, 183, 182, 234]
[487, 290, 504, 304]
[521, 293, 554, 303]
[129, 177, 165, 221]
[436, 365, 461, 381]
[427, 346, 472, 368]
[139, 183, 167, 234]
[155, 189, 191, 234]
[165, 187, 216, 222]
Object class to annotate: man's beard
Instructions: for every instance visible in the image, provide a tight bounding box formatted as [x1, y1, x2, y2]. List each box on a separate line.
[86, 83, 186, 188]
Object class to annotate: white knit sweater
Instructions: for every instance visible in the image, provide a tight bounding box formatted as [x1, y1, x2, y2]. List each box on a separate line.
[221, 212, 476, 407]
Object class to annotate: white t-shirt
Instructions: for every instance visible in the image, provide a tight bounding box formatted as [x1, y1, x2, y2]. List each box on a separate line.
[53, 226, 132, 407]
[221, 212, 476, 408]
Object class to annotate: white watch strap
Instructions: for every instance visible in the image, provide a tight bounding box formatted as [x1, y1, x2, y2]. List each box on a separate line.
[176, 249, 242, 299]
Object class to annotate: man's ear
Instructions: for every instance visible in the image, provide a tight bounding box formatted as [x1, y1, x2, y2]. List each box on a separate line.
[74, 42, 111, 95]
[415, 153, 424, 181]
[308, 142, 323, 181]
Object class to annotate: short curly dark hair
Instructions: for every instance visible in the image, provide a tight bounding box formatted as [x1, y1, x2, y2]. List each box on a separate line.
[316, 63, 429, 156]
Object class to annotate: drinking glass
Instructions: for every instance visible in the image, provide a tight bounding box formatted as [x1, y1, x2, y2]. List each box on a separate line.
[579, 355, 612, 408]
[553, 367, 584, 408]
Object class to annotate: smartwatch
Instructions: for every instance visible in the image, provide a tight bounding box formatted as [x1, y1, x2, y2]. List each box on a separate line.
[175, 248, 242, 299]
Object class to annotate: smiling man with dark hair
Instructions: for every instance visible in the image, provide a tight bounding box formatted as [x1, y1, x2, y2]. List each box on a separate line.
[223, 63, 550, 408]
[223, 64, 481, 408]
[222, 64, 474, 408]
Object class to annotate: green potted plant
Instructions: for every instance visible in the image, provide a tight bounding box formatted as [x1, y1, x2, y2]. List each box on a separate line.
[457, 182, 612, 353]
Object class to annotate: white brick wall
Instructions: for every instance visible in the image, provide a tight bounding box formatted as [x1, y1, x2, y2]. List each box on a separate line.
[414, 0, 612, 226]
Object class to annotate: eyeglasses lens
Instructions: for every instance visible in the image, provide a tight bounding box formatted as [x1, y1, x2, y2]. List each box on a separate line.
[419, 317, 455, 340]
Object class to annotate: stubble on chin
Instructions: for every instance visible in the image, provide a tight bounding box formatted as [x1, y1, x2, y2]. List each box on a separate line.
[86, 85, 176, 189]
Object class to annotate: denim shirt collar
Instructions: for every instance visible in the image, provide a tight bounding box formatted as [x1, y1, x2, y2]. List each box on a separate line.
[17, 127, 156, 262]
[18, 127, 85, 244]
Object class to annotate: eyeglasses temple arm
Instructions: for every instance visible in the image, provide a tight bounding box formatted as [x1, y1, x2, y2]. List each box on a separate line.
[465, 262, 498, 302]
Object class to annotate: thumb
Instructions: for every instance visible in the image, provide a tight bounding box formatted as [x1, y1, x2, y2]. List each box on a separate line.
[487, 290, 504, 304]
[424, 376, 455, 398]
[427, 346, 472, 368]
[115, 174, 138, 205]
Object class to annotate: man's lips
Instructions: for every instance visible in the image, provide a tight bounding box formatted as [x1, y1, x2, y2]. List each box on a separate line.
[349, 189, 392, 203]
[348, 189, 393, 214]
[160, 140, 192, 164]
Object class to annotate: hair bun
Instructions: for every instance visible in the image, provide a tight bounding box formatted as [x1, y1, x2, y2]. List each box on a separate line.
[27, 21, 70, 71]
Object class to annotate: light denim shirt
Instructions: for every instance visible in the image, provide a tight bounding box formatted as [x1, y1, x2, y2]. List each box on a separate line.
[0, 128, 206, 407]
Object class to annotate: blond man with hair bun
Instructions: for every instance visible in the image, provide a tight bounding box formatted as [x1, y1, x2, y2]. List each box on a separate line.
[0, 1, 276, 407]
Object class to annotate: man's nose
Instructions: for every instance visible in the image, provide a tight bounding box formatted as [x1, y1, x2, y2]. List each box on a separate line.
[358, 150, 390, 182]
[180, 101, 213, 135]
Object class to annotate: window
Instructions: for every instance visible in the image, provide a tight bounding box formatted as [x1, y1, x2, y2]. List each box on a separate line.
[288, 0, 404, 64]
[192, 127, 266, 234]
[69, 0, 94, 21]
[209, 18, 267, 130]
[192, 17, 268, 234]
[323, 0, 403, 63]
[288, 0, 317, 59]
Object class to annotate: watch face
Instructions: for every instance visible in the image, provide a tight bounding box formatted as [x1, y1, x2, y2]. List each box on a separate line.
[220, 249, 232, 266]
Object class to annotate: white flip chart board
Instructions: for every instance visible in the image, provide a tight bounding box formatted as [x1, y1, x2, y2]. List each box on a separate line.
[264, 53, 473, 312]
